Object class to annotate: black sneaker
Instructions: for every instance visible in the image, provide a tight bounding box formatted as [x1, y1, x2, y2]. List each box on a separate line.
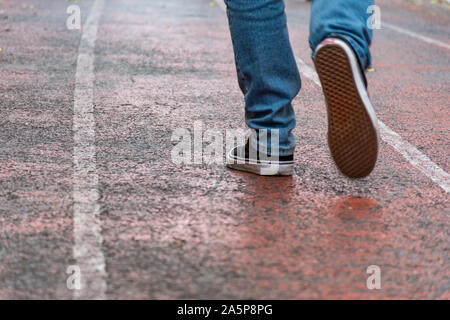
[226, 140, 294, 176]
[314, 37, 379, 178]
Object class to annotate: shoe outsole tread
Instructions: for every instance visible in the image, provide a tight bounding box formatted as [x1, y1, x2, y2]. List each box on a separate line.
[314, 41, 379, 178]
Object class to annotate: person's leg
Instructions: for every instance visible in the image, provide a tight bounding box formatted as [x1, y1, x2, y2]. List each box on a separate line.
[225, 0, 301, 158]
[309, 0, 379, 178]
[309, 0, 374, 70]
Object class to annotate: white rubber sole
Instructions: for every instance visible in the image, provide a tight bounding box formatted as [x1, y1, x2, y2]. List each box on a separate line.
[314, 38, 379, 178]
[226, 149, 294, 176]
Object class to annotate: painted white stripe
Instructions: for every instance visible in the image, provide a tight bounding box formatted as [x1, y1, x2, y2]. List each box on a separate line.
[378, 122, 450, 193]
[295, 57, 321, 87]
[213, 0, 226, 11]
[73, 0, 106, 300]
[383, 22, 450, 50]
[215, 0, 450, 193]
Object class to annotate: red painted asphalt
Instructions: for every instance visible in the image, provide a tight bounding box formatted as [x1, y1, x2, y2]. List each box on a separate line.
[0, 0, 449, 299]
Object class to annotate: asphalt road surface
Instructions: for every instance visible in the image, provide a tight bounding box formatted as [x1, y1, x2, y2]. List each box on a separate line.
[0, 0, 449, 299]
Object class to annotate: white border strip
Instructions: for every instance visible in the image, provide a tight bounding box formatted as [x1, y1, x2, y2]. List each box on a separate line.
[73, 0, 107, 300]
[213, 0, 226, 11]
[383, 22, 450, 50]
[378, 121, 450, 193]
[215, 0, 450, 193]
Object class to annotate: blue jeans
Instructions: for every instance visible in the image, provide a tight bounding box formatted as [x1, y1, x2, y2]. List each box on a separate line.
[225, 0, 373, 156]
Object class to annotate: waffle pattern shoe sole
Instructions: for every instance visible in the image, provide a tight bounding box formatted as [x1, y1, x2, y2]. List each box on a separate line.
[314, 38, 379, 178]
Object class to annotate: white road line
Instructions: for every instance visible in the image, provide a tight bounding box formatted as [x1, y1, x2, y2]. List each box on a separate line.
[73, 0, 106, 300]
[213, 0, 226, 11]
[295, 57, 321, 87]
[383, 22, 450, 50]
[215, 0, 450, 193]
[378, 122, 450, 193]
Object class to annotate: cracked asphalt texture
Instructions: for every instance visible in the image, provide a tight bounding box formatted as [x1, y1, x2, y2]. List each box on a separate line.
[0, 0, 449, 299]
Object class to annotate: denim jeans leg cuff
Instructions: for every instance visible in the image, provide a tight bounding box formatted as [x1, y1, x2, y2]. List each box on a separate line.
[249, 133, 294, 157]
